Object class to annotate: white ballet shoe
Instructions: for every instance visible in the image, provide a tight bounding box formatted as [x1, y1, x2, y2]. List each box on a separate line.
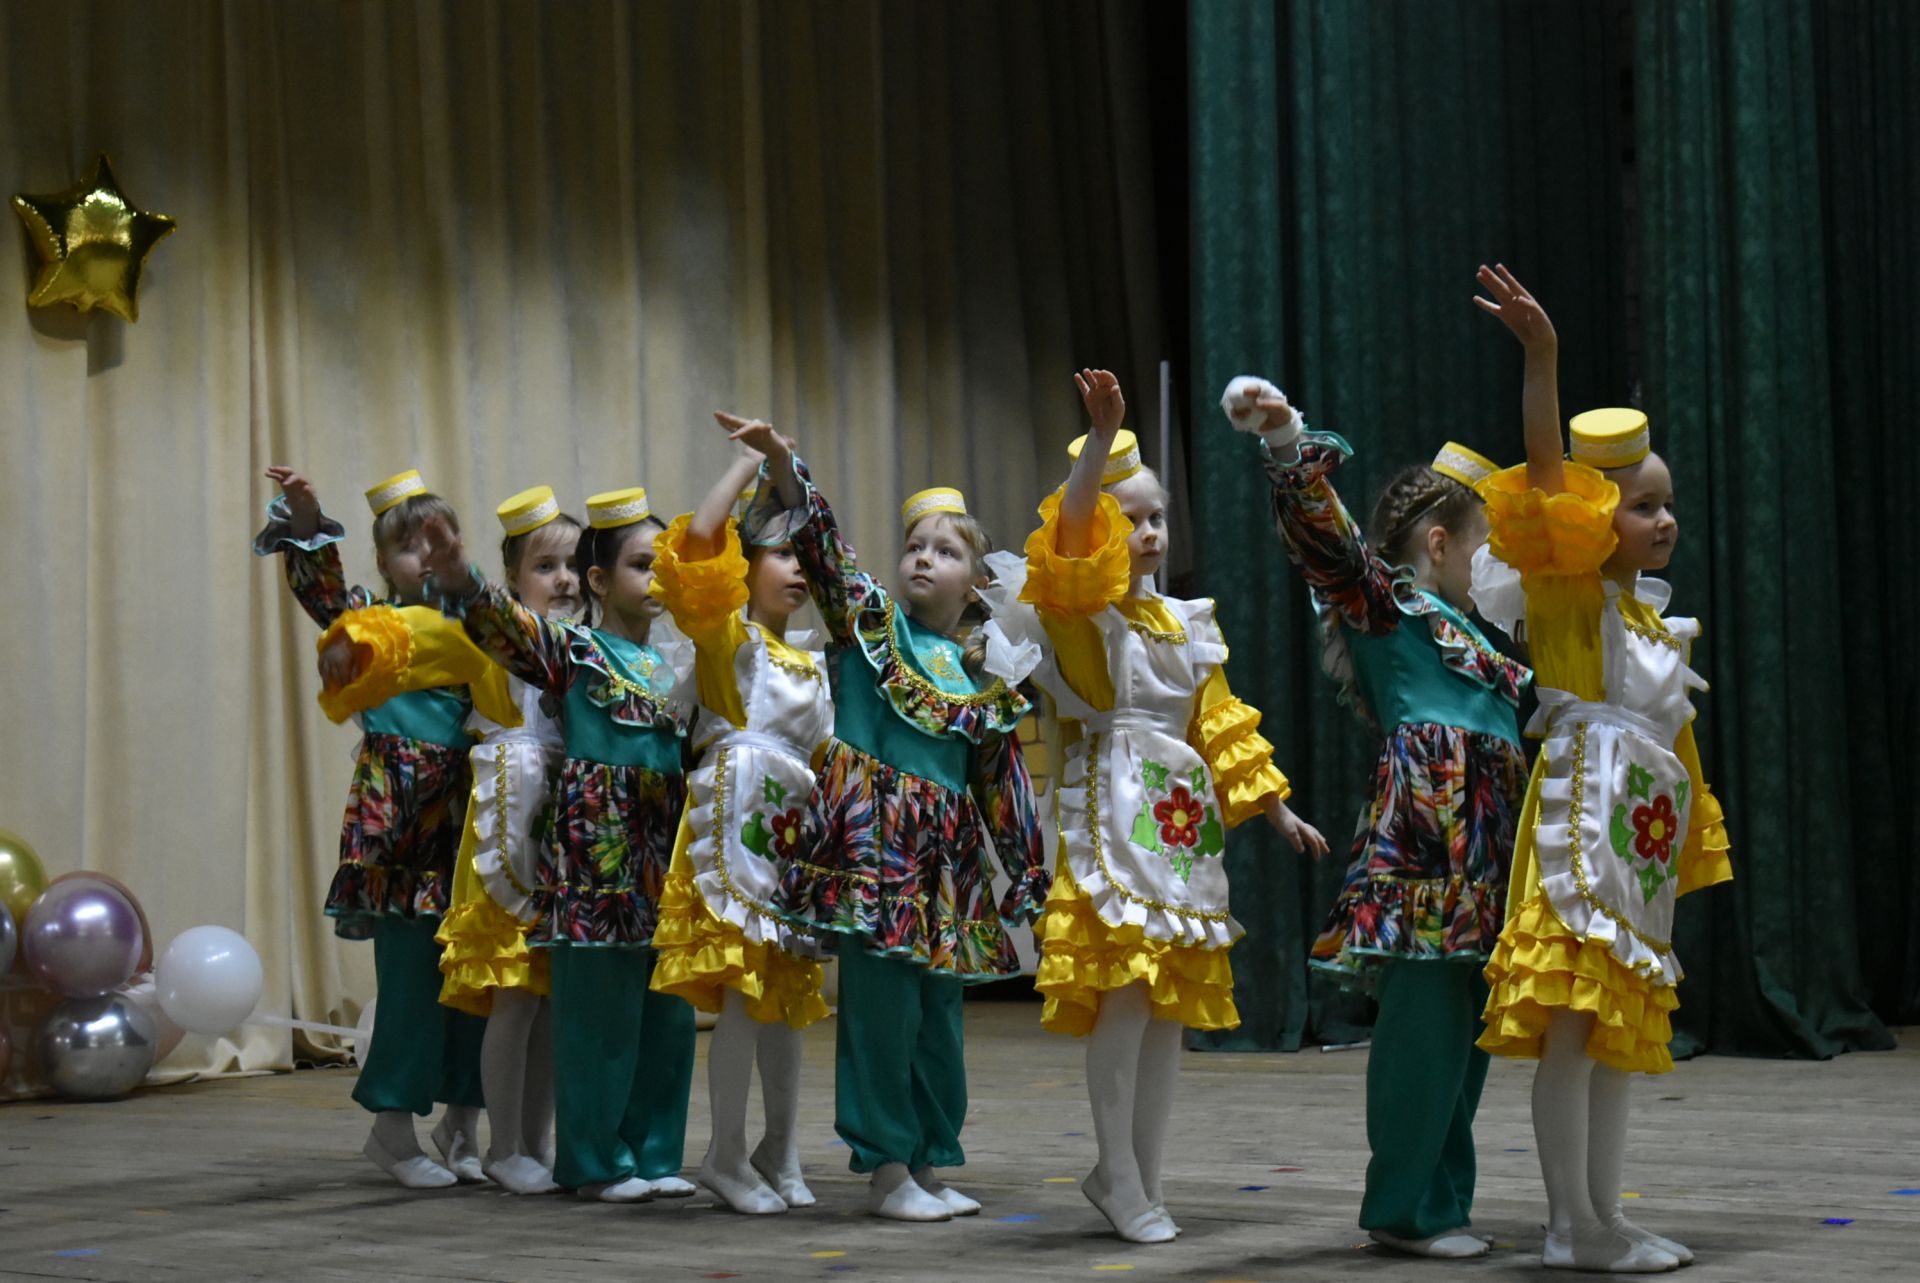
[752, 1141, 817, 1208]
[484, 1154, 559, 1195]
[650, 1174, 697, 1198]
[912, 1168, 980, 1216]
[580, 1176, 655, 1203]
[699, 1158, 788, 1215]
[867, 1164, 953, 1222]
[1082, 1169, 1176, 1245]
[362, 1133, 457, 1190]
[1610, 1216, 1694, 1266]
[1545, 1226, 1680, 1273]
[1369, 1228, 1492, 1258]
[430, 1116, 488, 1184]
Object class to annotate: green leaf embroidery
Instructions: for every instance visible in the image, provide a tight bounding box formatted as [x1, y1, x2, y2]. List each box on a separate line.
[1194, 808, 1225, 858]
[1673, 777, 1690, 817]
[1130, 805, 1165, 856]
[1169, 849, 1194, 883]
[1636, 859, 1667, 904]
[1189, 766, 1207, 793]
[740, 810, 773, 857]
[1627, 763, 1655, 801]
[1141, 759, 1170, 793]
[763, 775, 787, 806]
[1610, 805, 1637, 865]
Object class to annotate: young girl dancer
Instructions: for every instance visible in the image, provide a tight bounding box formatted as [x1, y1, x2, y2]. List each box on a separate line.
[322, 485, 583, 1194]
[648, 418, 833, 1215]
[752, 429, 1049, 1223]
[319, 485, 701, 1201]
[983, 370, 1324, 1245]
[1221, 377, 1531, 1258]
[254, 467, 488, 1188]
[1472, 264, 1732, 1272]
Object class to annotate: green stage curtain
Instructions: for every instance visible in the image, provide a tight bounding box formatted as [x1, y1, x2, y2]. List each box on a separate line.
[1637, 0, 1896, 1056]
[1188, 0, 1906, 1055]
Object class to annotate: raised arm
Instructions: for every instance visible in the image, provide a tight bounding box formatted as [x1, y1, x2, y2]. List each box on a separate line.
[722, 419, 866, 647]
[419, 513, 574, 693]
[1058, 369, 1126, 559]
[253, 465, 366, 628]
[686, 417, 768, 562]
[1474, 264, 1563, 495]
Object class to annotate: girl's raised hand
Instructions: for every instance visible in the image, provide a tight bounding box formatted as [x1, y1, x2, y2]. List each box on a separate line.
[715, 411, 788, 464]
[419, 513, 469, 589]
[1473, 263, 1556, 353]
[264, 465, 322, 538]
[1074, 368, 1126, 442]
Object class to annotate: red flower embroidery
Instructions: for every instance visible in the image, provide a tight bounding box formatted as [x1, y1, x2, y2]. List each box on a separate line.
[769, 807, 807, 861]
[1631, 795, 1678, 865]
[1154, 786, 1202, 850]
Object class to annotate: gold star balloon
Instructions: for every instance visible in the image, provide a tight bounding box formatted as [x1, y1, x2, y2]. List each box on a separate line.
[12, 154, 176, 322]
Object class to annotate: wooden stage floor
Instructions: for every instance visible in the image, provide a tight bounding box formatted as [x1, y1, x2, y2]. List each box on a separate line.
[1, 1006, 1913, 1282]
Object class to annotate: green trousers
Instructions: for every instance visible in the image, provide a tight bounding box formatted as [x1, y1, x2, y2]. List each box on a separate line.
[1358, 957, 1491, 1239]
[548, 944, 696, 1189]
[835, 939, 967, 1173]
[352, 915, 487, 1115]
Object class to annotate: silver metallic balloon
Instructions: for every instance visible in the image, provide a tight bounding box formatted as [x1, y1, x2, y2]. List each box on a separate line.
[23, 879, 144, 998]
[35, 994, 157, 1099]
[0, 901, 16, 973]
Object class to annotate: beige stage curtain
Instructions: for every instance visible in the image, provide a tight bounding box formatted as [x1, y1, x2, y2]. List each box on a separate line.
[0, 1, 1172, 1077]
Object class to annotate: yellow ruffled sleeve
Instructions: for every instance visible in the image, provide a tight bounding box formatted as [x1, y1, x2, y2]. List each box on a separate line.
[316, 604, 511, 726]
[1021, 488, 1133, 619]
[1191, 668, 1289, 827]
[650, 513, 753, 726]
[1478, 463, 1622, 702]
[1673, 721, 1733, 896]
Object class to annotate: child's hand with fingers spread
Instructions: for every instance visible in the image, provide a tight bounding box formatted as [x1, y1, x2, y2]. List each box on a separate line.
[1473, 263, 1557, 354]
[1074, 368, 1126, 444]
[264, 465, 322, 541]
[419, 514, 469, 591]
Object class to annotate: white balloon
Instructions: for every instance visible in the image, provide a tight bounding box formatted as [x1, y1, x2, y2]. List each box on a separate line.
[154, 926, 264, 1035]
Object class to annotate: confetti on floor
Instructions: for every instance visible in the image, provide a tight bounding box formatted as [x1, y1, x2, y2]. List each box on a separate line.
[1045, 1176, 1078, 1184]
[1238, 1185, 1269, 1192]
[811, 1251, 848, 1259]
[1493, 1241, 1517, 1250]
[997, 1214, 1040, 1223]
[53, 1250, 101, 1259]
[1503, 1147, 1529, 1153]
[1091, 1266, 1135, 1273]
[1270, 1166, 1304, 1173]
[1821, 1218, 1854, 1226]
[1621, 1191, 1641, 1199]
[1892, 1189, 1920, 1196]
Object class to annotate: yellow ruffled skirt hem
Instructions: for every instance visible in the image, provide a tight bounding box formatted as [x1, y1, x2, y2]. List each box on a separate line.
[1034, 862, 1238, 1036]
[435, 894, 549, 1018]
[651, 868, 828, 1030]
[1478, 895, 1678, 1074]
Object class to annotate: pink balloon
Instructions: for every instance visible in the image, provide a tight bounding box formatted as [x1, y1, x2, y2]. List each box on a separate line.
[24, 880, 145, 998]
[49, 872, 154, 974]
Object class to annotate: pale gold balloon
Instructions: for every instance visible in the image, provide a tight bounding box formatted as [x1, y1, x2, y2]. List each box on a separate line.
[11, 154, 176, 322]
[0, 828, 50, 971]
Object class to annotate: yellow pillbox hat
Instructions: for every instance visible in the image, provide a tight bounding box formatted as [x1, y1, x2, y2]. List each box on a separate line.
[365, 469, 427, 516]
[1067, 428, 1144, 484]
[497, 484, 560, 536]
[586, 487, 652, 530]
[1431, 442, 1499, 489]
[1569, 408, 1651, 469]
[901, 487, 968, 529]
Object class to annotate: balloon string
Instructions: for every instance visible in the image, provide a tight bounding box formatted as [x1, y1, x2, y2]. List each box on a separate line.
[248, 1011, 360, 1040]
